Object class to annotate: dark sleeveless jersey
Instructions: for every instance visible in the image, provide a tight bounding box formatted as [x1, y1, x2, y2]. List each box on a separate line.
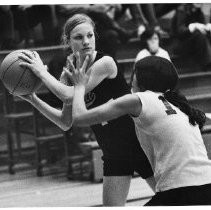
[85, 52, 139, 159]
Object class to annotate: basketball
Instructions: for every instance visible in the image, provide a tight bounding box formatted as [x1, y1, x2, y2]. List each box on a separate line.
[0, 49, 42, 96]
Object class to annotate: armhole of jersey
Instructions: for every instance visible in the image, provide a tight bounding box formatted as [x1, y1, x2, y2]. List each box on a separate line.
[108, 68, 118, 79]
[130, 93, 143, 118]
[107, 58, 118, 79]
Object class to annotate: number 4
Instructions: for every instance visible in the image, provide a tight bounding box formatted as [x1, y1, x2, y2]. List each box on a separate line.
[158, 96, 177, 115]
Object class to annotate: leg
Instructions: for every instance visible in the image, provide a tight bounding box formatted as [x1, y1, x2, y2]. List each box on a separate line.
[141, 4, 169, 37]
[128, 4, 148, 26]
[154, 3, 180, 18]
[103, 175, 132, 206]
[141, 4, 158, 26]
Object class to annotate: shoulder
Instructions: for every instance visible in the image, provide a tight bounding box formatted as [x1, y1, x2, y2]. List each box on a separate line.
[136, 90, 157, 98]
[119, 93, 141, 104]
[98, 55, 116, 65]
[158, 48, 171, 60]
[116, 94, 142, 117]
[134, 91, 160, 115]
[158, 47, 168, 54]
[134, 91, 156, 107]
[136, 49, 149, 56]
[135, 49, 150, 62]
[92, 55, 117, 78]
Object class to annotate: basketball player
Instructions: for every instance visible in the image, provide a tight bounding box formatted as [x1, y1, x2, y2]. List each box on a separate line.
[18, 14, 154, 206]
[69, 55, 211, 205]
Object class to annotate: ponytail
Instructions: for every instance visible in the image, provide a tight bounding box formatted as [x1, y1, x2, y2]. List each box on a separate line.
[164, 90, 206, 130]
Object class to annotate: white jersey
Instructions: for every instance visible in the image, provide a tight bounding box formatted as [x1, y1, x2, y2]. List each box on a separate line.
[132, 91, 211, 192]
[135, 48, 171, 63]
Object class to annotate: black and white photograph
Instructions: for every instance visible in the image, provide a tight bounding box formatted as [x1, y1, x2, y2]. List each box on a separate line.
[1, 0, 211, 207]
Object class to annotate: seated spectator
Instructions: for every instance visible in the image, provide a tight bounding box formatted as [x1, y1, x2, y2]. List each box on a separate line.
[116, 4, 169, 38]
[55, 4, 136, 58]
[135, 27, 171, 63]
[171, 3, 211, 71]
[11, 5, 56, 47]
[139, 4, 168, 37]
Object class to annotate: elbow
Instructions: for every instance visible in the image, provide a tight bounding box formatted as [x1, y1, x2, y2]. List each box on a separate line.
[59, 89, 73, 104]
[60, 122, 72, 131]
[62, 125, 71, 132]
[60, 119, 73, 131]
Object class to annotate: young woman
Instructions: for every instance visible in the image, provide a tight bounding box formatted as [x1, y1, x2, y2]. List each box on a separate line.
[18, 13, 154, 206]
[70, 55, 211, 206]
[135, 27, 170, 63]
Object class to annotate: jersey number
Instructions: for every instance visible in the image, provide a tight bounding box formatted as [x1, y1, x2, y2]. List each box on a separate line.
[158, 96, 177, 115]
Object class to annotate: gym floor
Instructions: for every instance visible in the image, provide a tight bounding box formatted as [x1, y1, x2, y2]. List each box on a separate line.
[0, 171, 153, 207]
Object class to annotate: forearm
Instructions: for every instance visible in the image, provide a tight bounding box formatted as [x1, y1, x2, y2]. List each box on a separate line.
[72, 85, 113, 127]
[72, 85, 88, 125]
[39, 71, 74, 104]
[30, 94, 72, 131]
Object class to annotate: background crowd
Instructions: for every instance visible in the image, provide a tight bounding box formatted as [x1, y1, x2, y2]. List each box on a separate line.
[1, 3, 211, 71]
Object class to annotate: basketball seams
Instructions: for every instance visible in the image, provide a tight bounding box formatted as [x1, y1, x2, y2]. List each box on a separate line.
[1, 58, 20, 80]
[12, 65, 28, 95]
[1, 50, 39, 95]
[31, 51, 38, 92]
[31, 75, 40, 93]
[1, 50, 31, 80]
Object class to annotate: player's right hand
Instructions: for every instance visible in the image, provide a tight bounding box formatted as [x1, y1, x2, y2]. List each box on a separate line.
[19, 51, 48, 78]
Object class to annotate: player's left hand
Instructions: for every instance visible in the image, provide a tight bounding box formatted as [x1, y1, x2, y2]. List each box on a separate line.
[63, 52, 91, 87]
[18, 92, 36, 103]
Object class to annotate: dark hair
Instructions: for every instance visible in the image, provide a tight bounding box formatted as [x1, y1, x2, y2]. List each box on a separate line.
[133, 56, 206, 129]
[135, 56, 178, 92]
[164, 90, 206, 129]
[62, 13, 95, 45]
[140, 27, 160, 50]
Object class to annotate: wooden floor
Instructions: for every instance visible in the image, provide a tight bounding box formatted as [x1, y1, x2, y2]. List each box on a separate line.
[0, 131, 210, 207]
[0, 170, 154, 207]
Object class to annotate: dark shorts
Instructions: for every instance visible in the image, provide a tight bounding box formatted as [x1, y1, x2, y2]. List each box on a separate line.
[145, 183, 211, 206]
[102, 142, 153, 179]
[92, 115, 153, 179]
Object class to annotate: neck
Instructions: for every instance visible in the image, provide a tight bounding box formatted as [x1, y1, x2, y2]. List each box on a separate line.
[82, 51, 97, 68]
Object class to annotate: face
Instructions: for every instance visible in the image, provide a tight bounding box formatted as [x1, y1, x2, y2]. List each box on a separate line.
[147, 33, 159, 54]
[69, 22, 95, 61]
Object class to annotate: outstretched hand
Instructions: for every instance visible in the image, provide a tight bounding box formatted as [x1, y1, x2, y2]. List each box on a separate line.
[18, 92, 36, 103]
[19, 51, 48, 78]
[63, 52, 92, 87]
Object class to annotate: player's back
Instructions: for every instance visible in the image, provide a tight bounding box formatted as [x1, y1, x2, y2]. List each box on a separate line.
[133, 90, 211, 192]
